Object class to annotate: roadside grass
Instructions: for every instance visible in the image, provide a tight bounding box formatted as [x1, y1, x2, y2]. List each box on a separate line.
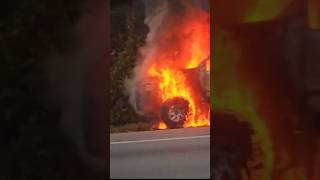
[110, 122, 154, 133]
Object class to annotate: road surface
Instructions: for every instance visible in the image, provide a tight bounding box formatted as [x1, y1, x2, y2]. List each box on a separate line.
[110, 127, 210, 179]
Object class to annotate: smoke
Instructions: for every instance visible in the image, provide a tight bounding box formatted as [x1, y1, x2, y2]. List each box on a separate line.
[191, 0, 209, 11]
[126, 0, 209, 113]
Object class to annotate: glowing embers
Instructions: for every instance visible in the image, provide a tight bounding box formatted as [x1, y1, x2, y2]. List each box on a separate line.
[157, 121, 168, 130]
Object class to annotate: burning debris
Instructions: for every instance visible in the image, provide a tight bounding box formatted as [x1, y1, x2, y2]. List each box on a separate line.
[126, 0, 210, 129]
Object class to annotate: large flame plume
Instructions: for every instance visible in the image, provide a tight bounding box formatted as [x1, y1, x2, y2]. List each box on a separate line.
[127, 0, 210, 129]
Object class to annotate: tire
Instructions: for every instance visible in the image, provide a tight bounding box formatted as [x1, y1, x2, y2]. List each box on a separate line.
[161, 97, 189, 128]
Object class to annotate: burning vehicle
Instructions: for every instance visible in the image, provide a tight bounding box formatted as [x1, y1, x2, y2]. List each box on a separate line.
[127, 0, 210, 129]
[134, 57, 210, 128]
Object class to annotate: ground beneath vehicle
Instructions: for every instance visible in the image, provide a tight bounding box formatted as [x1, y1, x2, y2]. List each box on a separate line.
[135, 57, 210, 128]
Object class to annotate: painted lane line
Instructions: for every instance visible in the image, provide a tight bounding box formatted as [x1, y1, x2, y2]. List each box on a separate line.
[110, 135, 210, 145]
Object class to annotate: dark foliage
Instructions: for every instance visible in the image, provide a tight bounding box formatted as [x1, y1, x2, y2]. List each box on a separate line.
[110, 0, 149, 126]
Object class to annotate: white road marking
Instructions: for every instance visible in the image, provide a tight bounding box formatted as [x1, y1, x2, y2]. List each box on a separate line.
[110, 135, 210, 145]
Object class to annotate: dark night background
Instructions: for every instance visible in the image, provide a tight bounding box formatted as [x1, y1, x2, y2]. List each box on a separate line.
[0, 0, 108, 179]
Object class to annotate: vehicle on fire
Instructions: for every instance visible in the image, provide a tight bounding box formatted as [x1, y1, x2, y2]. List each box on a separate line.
[135, 57, 210, 128]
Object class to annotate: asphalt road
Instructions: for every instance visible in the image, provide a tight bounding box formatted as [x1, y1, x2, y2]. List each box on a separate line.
[110, 127, 210, 179]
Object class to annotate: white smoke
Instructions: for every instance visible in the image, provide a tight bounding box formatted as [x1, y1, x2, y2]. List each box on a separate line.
[126, 0, 209, 114]
[125, 0, 167, 113]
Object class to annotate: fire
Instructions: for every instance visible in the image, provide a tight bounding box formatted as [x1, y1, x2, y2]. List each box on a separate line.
[186, 20, 210, 69]
[158, 121, 168, 130]
[149, 65, 210, 129]
[145, 5, 210, 129]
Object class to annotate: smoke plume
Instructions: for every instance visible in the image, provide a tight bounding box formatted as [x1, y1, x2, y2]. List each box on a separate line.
[126, 0, 209, 114]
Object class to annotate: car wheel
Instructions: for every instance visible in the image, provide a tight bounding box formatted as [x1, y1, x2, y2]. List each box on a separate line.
[161, 97, 189, 128]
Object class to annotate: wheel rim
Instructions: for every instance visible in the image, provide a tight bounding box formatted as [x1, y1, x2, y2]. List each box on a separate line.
[168, 105, 186, 122]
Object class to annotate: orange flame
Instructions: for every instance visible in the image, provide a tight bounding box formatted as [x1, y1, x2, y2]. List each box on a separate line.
[158, 121, 168, 130]
[145, 6, 210, 129]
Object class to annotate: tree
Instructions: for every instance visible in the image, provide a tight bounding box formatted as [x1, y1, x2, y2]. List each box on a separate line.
[110, 0, 148, 126]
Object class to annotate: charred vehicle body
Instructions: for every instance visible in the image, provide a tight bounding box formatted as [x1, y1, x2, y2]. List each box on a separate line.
[134, 57, 210, 128]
